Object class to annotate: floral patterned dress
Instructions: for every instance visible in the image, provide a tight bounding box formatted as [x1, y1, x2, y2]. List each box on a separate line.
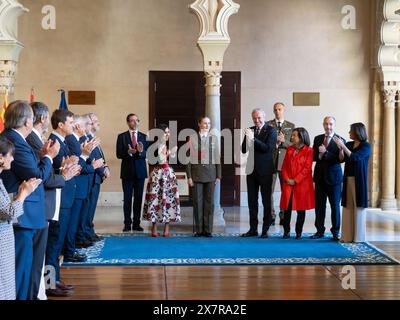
[143, 144, 181, 223]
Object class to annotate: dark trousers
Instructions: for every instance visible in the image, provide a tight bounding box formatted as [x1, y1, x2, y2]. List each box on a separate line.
[76, 197, 90, 242]
[86, 182, 101, 239]
[283, 193, 306, 235]
[49, 208, 71, 281]
[122, 178, 145, 226]
[271, 171, 284, 220]
[193, 182, 215, 234]
[314, 182, 342, 236]
[14, 227, 36, 300]
[45, 220, 60, 283]
[247, 173, 273, 233]
[64, 198, 84, 257]
[28, 225, 48, 300]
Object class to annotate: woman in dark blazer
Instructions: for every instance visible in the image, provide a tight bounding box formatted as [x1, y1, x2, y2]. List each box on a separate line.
[280, 128, 315, 239]
[333, 123, 371, 243]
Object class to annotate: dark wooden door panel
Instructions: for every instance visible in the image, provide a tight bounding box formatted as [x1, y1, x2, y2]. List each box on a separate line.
[149, 71, 240, 206]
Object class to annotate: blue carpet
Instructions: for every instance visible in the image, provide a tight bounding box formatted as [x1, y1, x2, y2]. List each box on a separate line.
[64, 233, 399, 266]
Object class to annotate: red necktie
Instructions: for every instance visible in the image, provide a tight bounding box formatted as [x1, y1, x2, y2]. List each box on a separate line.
[132, 131, 137, 148]
[324, 135, 330, 147]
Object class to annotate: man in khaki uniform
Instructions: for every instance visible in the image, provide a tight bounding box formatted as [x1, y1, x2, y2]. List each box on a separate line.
[187, 117, 221, 237]
[267, 102, 295, 226]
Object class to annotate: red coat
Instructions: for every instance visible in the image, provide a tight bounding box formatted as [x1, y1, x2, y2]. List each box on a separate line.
[280, 145, 315, 211]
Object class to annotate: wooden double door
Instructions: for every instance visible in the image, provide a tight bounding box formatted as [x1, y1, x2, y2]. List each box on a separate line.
[149, 71, 241, 206]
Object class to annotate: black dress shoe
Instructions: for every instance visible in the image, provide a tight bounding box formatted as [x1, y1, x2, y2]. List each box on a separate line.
[241, 231, 258, 237]
[63, 253, 87, 263]
[295, 234, 302, 240]
[75, 240, 94, 249]
[332, 235, 340, 241]
[90, 234, 104, 242]
[260, 232, 269, 238]
[132, 225, 144, 232]
[56, 281, 74, 291]
[194, 232, 202, 237]
[46, 288, 71, 297]
[283, 232, 290, 239]
[204, 232, 213, 238]
[123, 225, 131, 232]
[310, 233, 324, 239]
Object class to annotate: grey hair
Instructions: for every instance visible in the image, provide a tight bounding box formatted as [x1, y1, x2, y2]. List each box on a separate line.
[72, 115, 87, 127]
[4, 100, 33, 130]
[30, 102, 49, 125]
[324, 116, 336, 123]
[251, 108, 266, 117]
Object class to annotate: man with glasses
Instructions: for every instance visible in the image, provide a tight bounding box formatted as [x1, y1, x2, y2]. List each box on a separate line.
[116, 114, 148, 232]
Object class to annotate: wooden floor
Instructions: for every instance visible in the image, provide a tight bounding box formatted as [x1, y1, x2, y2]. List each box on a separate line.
[53, 242, 400, 300]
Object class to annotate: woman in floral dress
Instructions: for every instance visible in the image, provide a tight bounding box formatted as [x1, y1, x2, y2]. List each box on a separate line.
[143, 124, 181, 237]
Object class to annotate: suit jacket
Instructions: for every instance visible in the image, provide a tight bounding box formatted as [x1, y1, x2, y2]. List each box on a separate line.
[26, 132, 65, 220]
[116, 130, 148, 180]
[266, 119, 295, 171]
[0, 129, 53, 229]
[241, 123, 276, 176]
[65, 134, 95, 200]
[186, 133, 222, 183]
[313, 133, 345, 186]
[86, 134, 106, 186]
[49, 133, 76, 209]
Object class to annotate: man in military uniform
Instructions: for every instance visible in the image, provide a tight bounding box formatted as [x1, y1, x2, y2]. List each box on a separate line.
[267, 102, 295, 226]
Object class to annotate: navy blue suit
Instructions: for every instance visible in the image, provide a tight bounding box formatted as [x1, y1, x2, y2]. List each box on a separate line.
[45, 132, 76, 282]
[313, 133, 346, 237]
[116, 130, 148, 227]
[26, 131, 65, 300]
[241, 124, 277, 233]
[0, 129, 52, 300]
[64, 134, 95, 256]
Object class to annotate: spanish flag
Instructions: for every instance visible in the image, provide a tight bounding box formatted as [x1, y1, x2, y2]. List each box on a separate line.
[0, 91, 8, 133]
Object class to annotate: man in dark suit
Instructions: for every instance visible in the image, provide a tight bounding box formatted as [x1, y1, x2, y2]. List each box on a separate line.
[76, 113, 109, 246]
[241, 108, 276, 238]
[116, 113, 148, 232]
[45, 109, 83, 293]
[266, 102, 295, 226]
[311, 116, 345, 241]
[0, 100, 59, 300]
[186, 116, 221, 237]
[26, 102, 80, 298]
[65, 115, 103, 261]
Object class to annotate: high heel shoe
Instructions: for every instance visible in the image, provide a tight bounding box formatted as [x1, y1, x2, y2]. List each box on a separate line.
[163, 233, 170, 237]
[151, 232, 158, 237]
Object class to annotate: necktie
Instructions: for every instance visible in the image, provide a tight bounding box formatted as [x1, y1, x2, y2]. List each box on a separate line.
[277, 122, 282, 131]
[324, 135, 330, 147]
[255, 127, 260, 136]
[132, 131, 137, 148]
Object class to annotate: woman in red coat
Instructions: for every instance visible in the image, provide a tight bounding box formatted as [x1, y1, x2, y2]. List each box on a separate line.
[280, 128, 315, 239]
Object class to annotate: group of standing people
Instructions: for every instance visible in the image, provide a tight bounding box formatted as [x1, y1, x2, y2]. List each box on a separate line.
[241, 103, 371, 243]
[117, 102, 371, 244]
[0, 101, 109, 300]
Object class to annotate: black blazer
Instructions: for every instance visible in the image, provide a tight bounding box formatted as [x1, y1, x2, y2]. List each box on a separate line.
[26, 132, 65, 221]
[116, 130, 148, 180]
[312, 133, 345, 186]
[241, 123, 276, 177]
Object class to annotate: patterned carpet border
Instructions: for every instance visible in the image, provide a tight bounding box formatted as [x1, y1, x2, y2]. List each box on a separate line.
[64, 233, 400, 266]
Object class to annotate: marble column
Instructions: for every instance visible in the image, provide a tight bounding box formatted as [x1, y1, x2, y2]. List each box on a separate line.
[190, 0, 240, 227]
[380, 82, 398, 210]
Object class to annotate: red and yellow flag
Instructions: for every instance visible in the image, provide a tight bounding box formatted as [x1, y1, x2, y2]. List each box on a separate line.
[0, 91, 8, 133]
[30, 87, 35, 104]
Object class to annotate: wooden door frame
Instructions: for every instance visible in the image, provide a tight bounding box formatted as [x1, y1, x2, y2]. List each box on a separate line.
[149, 70, 241, 206]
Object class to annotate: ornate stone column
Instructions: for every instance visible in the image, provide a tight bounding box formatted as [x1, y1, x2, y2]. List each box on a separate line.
[0, 0, 28, 98]
[378, 0, 400, 210]
[190, 0, 240, 226]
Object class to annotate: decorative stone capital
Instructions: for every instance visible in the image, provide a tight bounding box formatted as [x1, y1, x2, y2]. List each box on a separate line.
[382, 81, 400, 105]
[189, 0, 240, 41]
[0, 0, 28, 95]
[0, 0, 29, 41]
[190, 0, 239, 74]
